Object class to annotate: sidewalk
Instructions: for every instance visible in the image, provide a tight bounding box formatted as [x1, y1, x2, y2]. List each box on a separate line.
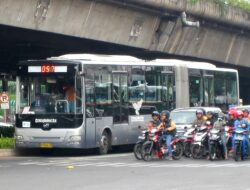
[0, 149, 15, 157]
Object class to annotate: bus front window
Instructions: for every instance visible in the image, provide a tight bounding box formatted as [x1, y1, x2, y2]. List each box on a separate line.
[19, 76, 82, 114]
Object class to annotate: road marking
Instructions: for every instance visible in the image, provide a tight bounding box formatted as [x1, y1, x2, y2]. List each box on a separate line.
[15, 158, 250, 169]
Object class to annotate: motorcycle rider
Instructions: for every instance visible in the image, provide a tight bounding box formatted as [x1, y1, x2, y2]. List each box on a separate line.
[205, 111, 215, 127]
[227, 109, 237, 127]
[192, 109, 206, 130]
[212, 117, 228, 159]
[242, 109, 250, 121]
[157, 110, 176, 160]
[232, 110, 249, 158]
[147, 111, 160, 130]
[242, 109, 250, 155]
[226, 109, 237, 153]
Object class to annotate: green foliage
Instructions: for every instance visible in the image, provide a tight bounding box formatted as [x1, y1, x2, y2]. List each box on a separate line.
[188, 0, 199, 5]
[188, 0, 250, 12]
[0, 138, 14, 149]
[0, 127, 14, 138]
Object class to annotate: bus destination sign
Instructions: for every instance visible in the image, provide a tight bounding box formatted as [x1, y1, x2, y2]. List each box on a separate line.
[41, 65, 55, 73]
[28, 65, 67, 73]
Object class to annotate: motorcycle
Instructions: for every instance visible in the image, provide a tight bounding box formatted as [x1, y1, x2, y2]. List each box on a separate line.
[191, 125, 211, 159]
[133, 126, 149, 160]
[141, 128, 183, 161]
[209, 128, 224, 160]
[233, 128, 248, 161]
[182, 127, 196, 158]
[225, 126, 234, 154]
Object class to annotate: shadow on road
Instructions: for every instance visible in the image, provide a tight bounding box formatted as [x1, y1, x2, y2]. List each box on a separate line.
[15, 145, 133, 157]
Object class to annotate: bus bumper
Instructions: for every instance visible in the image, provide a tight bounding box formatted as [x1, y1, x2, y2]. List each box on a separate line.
[15, 128, 85, 149]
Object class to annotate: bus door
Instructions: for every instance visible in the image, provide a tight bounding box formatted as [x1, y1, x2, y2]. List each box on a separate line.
[161, 71, 175, 110]
[112, 72, 129, 144]
[203, 72, 214, 106]
[189, 69, 203, 107]
[85, 72, 96, 148]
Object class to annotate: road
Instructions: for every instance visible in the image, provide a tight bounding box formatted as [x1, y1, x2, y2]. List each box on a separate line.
[1, 151, 250, 190]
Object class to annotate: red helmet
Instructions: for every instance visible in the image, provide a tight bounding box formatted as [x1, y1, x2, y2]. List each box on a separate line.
[236, 110, 244, 117]
[228, 109, 237, 118]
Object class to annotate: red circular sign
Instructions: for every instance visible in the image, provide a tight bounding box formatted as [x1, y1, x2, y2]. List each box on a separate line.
[0, 93, 9, 103]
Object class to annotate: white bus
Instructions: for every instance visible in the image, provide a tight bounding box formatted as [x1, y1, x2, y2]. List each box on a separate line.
[15, 54, 239, 153]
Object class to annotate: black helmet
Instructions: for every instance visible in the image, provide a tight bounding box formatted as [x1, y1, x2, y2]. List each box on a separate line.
[160, 110, 170, 118]
[196, 109, 203, 115]
[152, 111, 160, 117]
[207, 111, 214, 115]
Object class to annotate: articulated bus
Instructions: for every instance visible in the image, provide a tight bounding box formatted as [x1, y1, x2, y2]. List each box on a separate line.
[15, 54, 239, 153]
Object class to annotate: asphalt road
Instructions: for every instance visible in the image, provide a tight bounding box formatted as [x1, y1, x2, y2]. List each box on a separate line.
[1, 151, 250, 190]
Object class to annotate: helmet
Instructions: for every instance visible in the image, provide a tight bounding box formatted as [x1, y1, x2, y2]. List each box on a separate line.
[242, 109, 249, 115]
[236, 110, 244, 117]
[228, 110, 235, 115]
[196, 109, 203, 115]
[152, 111, 160, 117]
[207, 111, 214, 116]
[228, 109, 238, 118]
[160, 110, 170, 118]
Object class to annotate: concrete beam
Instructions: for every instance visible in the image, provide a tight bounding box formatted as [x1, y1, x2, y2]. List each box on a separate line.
[0, 0, 249, 68]
[122, 0, 250, 30]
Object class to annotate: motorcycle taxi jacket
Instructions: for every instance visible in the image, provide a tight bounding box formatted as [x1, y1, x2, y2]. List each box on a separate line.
[157, 119, 176, 136]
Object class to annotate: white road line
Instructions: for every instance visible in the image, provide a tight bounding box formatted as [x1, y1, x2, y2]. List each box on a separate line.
[68, 153, 132, 160]
[95, 162, 126, 167]
[182, 164, 206, 168]
[18, 159, 250, 169]
[227, 163, 250, 168]
[19, 162, 41, 165]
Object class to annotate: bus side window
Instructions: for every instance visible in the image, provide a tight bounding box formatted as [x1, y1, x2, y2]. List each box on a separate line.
[129, 66, 145, 103]
[95, 73, 112, 117]
[226, 72, 237, 105]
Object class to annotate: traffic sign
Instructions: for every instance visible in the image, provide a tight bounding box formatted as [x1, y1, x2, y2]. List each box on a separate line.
[0, 92, 9, 109]
[0, 92, 9, 103]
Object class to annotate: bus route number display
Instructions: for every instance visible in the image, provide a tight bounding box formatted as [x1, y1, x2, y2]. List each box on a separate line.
[41, 65, 55, 73]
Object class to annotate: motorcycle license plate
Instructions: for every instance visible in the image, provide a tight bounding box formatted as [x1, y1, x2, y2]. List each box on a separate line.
[40, 143, 53, 148]
[236, 136, 243, 140]
[138, 136, 145, 140]
[211, 135, 218, 140]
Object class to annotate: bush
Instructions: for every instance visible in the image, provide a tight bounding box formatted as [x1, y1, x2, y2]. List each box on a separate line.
[0, 138, 14, 149]
[0, 127, 15, 138]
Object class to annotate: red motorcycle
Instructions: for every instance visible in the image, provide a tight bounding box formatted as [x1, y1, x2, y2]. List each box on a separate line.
[225, 126, 234, 153]
[141, 128, 183, 161]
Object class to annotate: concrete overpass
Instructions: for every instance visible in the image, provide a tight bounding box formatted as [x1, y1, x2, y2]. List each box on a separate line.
[0, 0, 250, 102]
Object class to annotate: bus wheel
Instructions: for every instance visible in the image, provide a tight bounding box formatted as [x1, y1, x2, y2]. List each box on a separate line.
[99, 131, 110, 155]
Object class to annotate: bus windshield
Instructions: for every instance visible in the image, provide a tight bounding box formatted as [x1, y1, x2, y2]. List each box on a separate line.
[18, 75, 82, 114]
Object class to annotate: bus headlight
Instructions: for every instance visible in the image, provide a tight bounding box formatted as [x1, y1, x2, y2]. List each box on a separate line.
[69, 135, 82, 142]
[15, 135, 23, 141]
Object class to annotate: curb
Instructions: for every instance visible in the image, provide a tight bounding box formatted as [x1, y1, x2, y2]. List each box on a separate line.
[0, 149, 15, 157]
